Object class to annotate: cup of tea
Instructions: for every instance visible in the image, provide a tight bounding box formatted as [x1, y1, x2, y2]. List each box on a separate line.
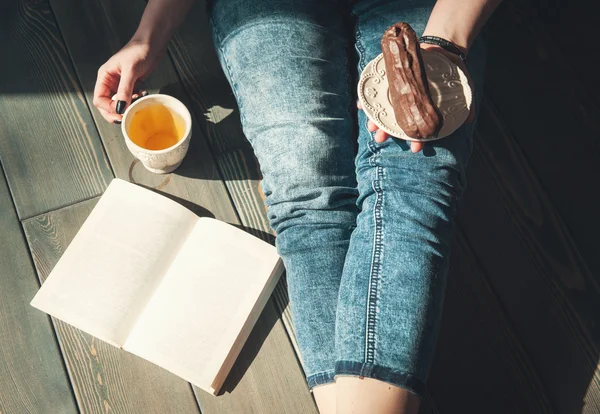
[121, 94, 192, 174]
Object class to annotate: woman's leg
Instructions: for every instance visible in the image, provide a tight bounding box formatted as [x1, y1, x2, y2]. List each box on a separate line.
[208, 0, 355, 409]
[335, 0, 486, 412]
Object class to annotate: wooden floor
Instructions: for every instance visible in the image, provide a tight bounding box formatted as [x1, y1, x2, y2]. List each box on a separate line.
[1, 0, 598, 413]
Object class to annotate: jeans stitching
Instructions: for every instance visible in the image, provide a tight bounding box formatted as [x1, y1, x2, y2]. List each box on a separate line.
[334, 360, 426, 397]
[356, 12, 383, 366]
[306, 369, 336, 390]
[365, 164, 384, 365]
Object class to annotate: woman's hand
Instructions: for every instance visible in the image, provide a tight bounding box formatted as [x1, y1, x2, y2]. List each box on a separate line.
[93, 38, 166, 124]
[357, 44, 475, 154]
[93, 0, 196, 124]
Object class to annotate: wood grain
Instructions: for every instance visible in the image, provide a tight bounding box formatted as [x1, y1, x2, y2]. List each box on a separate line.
[484, 0, 600, 291]
[456, 98, 600, 413]
[50, 0, 317, 412]
[429, 227, 554, 413]
[0, 168, 78, 414]
[196, 299, 318, 414]
[0, 0, 112, 220]
[527, 0, 600, 117]
[23, 198, 203, 414]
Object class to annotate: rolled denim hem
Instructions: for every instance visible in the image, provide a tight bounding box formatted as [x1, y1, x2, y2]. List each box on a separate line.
[334, 360, 426, 397]
[306, 370, 336, 392]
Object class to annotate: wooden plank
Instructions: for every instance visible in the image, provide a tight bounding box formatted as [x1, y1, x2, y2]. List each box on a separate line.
[197, 298, 316, 414]
[0, 168, 78, 414]
[0, 0, 112, 219]
[50, 0, 317, 412]
[456, 99, 600, 413]
[418, 395, 440, 414]
[428, 228, 553, 413]
[23, 198, 202, 414]
[527, 0, 600, 112]
[167, 0, 301, 364]
[484, 0, 600, 290]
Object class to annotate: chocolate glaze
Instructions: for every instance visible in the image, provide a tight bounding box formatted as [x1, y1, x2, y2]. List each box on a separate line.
[381, 23, 442, 139]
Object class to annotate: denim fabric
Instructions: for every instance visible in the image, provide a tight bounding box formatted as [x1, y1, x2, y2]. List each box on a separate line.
[209, 0, 485, 396]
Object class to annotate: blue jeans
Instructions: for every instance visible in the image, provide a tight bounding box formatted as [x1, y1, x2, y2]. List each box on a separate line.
[209, 0, 485, 396]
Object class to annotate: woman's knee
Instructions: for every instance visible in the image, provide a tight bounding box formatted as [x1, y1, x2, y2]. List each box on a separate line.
[209, 0, 352, 135]
[262, 165, 359, 236]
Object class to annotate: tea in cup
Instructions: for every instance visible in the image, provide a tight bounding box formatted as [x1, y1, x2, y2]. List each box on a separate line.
[122, 94, 192, 174]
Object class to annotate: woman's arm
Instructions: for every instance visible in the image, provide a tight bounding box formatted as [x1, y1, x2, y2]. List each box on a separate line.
[133, 0, 196, 49]
[93, 0, 196, 123]
[422, 0, 502, 55]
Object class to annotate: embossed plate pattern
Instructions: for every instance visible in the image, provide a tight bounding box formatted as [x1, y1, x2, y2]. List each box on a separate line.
[358, 50, 472, 141]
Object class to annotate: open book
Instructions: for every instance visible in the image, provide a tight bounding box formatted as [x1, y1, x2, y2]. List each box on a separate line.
[31, 178, 284, 395]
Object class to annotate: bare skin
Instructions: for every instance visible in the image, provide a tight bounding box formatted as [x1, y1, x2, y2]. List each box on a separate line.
[313, 383, 337, 414]
[313, 377, 420, 414]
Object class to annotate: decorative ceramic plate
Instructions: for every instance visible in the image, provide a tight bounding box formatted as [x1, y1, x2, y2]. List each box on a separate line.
[357, 50, 472, 141]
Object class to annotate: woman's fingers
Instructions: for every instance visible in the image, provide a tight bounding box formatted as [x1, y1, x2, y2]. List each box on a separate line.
[98, 107, 122, 124]
[367, 120, 378, 132]
[359, 99, 424, 152]
[371, 122, 423, 151]
[114, 68, 137, 114]
[374, 129, 389, 143]
[93, 95, 116, 116]
[410, 141, 424, 153]
[93, 63, 141, 122]
[93, 69, 118, 116]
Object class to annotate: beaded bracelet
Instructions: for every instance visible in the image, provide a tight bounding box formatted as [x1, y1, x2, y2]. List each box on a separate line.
[419, 35, 467, 63]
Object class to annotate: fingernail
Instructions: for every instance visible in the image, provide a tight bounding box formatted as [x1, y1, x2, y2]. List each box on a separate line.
[113, 120, 121, 125]
[140, 90, 148, 97]
[116, 100, 126, 114]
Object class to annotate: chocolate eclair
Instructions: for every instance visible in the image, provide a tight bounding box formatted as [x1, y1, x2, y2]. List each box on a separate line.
[381, 23, 442, 139]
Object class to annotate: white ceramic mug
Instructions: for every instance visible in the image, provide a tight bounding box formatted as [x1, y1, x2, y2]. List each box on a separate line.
[121, 94, 192, 174]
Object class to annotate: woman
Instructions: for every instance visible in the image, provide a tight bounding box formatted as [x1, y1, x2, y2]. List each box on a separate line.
[94, 0, 500, 412]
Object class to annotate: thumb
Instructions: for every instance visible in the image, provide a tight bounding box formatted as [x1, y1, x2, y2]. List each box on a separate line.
[114, 68, 136, 115]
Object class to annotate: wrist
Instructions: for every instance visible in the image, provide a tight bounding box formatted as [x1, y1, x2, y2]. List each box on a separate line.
[420, 36, 467, 63]
[421, 30, 469, 56]
[133, 0, 195, 49]
[132, 21, 172, 49]
[132, 4, 179, 50]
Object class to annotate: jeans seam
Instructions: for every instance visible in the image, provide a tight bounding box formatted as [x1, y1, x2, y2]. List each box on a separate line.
[365, 163, 384, 365]
[359, 11, 383, 366]
[306, 369, 336, 391]
[334, 360, 426, 397]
